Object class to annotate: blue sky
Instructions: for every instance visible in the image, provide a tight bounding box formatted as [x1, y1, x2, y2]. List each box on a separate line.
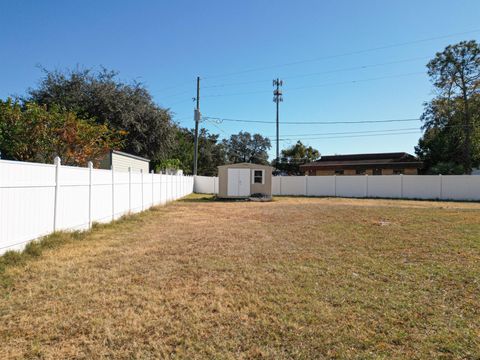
[1, 0, 479, 160]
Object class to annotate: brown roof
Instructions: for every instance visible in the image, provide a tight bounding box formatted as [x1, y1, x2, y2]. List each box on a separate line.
[300, 152, 423, 170]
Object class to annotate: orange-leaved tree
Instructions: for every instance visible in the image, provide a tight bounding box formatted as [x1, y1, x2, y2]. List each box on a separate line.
[0, 99, 125, 166]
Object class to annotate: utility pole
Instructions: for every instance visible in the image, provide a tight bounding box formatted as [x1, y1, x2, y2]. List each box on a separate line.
[273, 78, 283, 170]
[193, 76, 200, 175]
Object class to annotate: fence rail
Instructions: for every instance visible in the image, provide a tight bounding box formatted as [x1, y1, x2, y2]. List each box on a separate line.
[0, 158, 194, 254]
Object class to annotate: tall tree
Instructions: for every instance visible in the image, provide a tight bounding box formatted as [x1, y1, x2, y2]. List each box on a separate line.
[223, 131, 271, 165]
[275, 141, 320, 174]
[0, 99, 124, 166]
[27, 67, 175, 164]
[161, 127, 226, 176]
[417, 40, 480, 173]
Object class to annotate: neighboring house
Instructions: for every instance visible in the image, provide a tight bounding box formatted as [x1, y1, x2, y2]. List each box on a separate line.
[472, 168, 480, 175]
[300, 152, 423, 176]
[98, 150, 150, 172]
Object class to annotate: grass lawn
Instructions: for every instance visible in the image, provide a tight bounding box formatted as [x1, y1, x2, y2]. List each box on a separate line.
[1, 195, 480, 359]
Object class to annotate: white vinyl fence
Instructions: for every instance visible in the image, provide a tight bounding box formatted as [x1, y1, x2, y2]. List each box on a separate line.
[194, 175, 219, 194]
[0, 158, 194, 255]
[272, 175, 480, 201]
[193, 175, 480, 201]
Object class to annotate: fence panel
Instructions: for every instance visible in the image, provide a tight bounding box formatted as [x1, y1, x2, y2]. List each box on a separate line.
[441, 175, 480, 201]
[114, 171, 130, 219]
[367, 175, 402, 198]
[0, 159, 194, 255]
[336, 176, 367, 198]
[279, 176, 306, 196]
[0, 160, 56, 253]
[403, 175, 441, 199]
[194, 176, 217, 194]
[57, 165, 90, 231]
[306, 176, 336, 196]
[91, 169, 114, 224]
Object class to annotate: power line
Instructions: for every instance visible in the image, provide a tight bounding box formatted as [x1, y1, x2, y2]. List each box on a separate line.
[203, 116, 422, 125]
[277, 131, 422, 141]
[202, 56, 429, 89]
[267, 127, 421, 138]
[201, 71, 424, 98]
[202, 28, 480, 80]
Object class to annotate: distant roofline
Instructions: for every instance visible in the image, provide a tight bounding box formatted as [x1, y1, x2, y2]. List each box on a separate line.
[318, 152, 412, 159]
[300, 151, 422, 170]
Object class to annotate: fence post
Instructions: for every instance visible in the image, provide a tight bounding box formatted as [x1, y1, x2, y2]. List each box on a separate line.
[334, 175, 337, 197]
[439, 174, 443, 199]
[141, 169, 144, 211]
[365, 174, 369, 198]
[279, 176, 283, 195]
[151, 170, 154, 207]
[88, 161, 93, 229]
[400, 174, 404, 198]
[53, 156, 61, 232]
[158, 174, 161, 204]
[111, 165, 115, 221]
[128, 167, 132, 213]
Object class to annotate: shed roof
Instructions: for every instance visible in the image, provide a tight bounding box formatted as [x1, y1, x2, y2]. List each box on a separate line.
[218, 162, 273, 170]
[112, 150, 150, 162]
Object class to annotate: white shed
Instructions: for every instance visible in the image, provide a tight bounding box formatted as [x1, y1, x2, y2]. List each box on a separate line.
[99, 150, 150, 172]
[217, 163, 273, 198]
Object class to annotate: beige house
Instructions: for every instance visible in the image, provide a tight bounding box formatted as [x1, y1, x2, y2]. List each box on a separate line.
[300, 152, 423, 176]
[99, 150, 150, 172]
[217, 163, 273, 198]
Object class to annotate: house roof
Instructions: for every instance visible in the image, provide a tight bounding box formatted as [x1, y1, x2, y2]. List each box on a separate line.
[300, 152, 423, 170]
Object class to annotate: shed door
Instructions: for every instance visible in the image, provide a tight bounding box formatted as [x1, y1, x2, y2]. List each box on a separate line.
[227, 169, 251, 196]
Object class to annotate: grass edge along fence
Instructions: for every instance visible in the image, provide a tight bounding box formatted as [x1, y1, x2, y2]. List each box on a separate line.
[0, 158, 194, 255]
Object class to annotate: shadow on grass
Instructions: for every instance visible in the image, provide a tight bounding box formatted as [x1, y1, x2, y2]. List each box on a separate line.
[178, 194, 216, 202]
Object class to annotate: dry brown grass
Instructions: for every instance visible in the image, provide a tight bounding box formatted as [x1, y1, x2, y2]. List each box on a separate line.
[1, 195, 480, 359]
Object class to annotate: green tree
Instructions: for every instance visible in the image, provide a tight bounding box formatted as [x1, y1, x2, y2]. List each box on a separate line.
[27, 67, 175, 164]
[0, 99, 124, 166]
[416, 40, 480, 173]
[164, 127, 226, 176]
[274, 141, 320, 174]
[223, 131, 271, 165]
